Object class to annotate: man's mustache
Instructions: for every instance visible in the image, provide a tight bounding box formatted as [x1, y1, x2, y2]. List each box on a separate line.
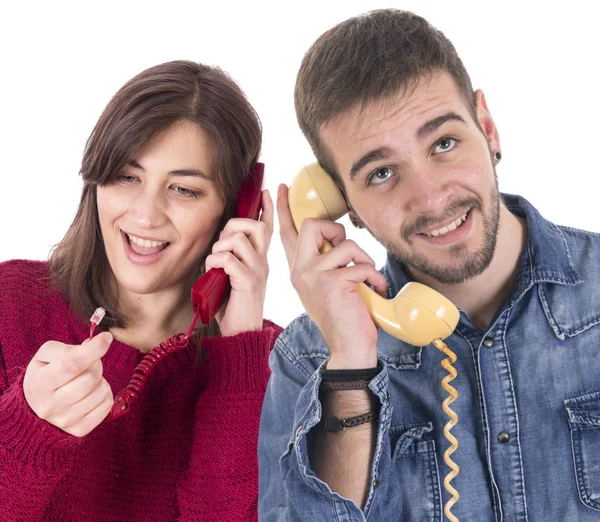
[403, 197, 482, 239]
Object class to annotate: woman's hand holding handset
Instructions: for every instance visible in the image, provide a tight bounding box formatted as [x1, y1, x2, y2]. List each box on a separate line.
[23, 332, 114, 437]
[205, 189, 274, 337]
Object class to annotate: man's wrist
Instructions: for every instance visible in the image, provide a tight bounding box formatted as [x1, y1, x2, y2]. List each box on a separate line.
[325, 352, 378, 370]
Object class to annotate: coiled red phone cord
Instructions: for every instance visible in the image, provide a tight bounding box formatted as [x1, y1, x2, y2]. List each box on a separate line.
[103, 308, 201, 422]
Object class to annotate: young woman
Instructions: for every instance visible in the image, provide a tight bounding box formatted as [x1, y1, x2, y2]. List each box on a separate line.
[0, 61, 281, 521]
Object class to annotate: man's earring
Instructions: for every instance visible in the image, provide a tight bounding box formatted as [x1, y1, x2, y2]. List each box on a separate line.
[493, 150, 502, 163]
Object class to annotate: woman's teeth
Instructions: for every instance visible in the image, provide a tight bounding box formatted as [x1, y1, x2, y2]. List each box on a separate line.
[127, 234, 167, 248]
[423, 212, 468, 237]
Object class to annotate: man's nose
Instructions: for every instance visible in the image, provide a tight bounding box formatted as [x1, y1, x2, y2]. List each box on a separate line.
[402, 163, 453, 216]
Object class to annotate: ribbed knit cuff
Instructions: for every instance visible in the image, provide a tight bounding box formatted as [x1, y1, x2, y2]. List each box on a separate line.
[200, 320, 282, 393]
[0, 370, 80, 472]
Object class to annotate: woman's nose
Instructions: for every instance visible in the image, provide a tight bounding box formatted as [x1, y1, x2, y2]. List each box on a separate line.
[129, 190, 167, 229]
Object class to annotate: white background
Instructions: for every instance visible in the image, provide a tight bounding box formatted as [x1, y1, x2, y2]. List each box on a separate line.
[0, 1, 598, 328]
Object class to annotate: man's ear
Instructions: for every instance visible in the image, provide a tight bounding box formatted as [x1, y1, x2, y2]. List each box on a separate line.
[348, 210, 365, 229]
[334, 180, 364, 229]
[475, 89, 501, 153]
[333, 177, 365, 229]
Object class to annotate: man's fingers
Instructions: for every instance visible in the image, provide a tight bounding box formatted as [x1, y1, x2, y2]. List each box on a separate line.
[295, 218, 347, 260]
[314, 239, 376, 271]
[373, 277, 388, 298]
[336, 264, 389, 291]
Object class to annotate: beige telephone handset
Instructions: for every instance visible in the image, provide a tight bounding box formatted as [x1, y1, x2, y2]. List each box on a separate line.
[289, 163, 462, 522]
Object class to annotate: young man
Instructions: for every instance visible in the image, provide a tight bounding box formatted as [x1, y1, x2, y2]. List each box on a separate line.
[259, 9, 600, 522]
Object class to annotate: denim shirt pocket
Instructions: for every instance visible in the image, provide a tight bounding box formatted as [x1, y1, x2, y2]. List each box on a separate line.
[564, 390, 600, 512]
[389, 422, 442, 522]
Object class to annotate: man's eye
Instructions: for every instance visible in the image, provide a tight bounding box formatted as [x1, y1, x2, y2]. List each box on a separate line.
[367, 167, 393, 186]
[434, 137, 457, 154]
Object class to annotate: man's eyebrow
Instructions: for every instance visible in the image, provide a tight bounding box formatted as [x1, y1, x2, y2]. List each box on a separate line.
[349, 147, 395, 181]
[417, 112, 466, 141]
[127, 161, 211, 181]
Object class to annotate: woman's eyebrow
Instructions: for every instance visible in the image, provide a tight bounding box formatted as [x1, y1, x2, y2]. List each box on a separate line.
[127, 161, 212, 181]
[168, 169, 212, 181]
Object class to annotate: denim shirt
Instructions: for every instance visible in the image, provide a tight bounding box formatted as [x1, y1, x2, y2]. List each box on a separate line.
[258, 194, 600, 521]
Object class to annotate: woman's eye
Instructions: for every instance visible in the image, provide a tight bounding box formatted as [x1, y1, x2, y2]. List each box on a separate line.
[172, 185, 200, 198]
[367, 167, 393, 186]
[116, 174, 137, 183]
[434, 137, 457, 154]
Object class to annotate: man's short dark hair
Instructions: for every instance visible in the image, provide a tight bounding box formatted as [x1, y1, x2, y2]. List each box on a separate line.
[295, 9, 477, 187]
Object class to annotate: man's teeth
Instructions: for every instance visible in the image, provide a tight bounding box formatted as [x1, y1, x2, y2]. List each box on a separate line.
[127, 234, 167, 248]
[423, 213, 468, 237]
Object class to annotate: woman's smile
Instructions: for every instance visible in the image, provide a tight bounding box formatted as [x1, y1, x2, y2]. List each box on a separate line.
[120, 230, 171, 265]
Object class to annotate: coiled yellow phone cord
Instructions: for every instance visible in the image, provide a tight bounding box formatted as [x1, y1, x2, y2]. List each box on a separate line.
[432, 338, 460, 522]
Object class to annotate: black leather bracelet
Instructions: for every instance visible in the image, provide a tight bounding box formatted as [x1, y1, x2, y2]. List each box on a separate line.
[320, 361, 382, 392]
[321, 411, 376, 432]
[321, 362, 381, 383]
[320, 379, 370, 391]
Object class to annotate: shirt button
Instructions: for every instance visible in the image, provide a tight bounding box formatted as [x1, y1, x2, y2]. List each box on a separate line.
[483, 337, 494, 348]
[373, 479, 380, 489]
[295, 426, 303, 439]
[385, 392, 391, 401]
[497, 431, 510, 444]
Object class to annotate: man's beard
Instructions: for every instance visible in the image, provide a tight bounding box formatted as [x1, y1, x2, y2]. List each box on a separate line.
[368, 177, 501, 285]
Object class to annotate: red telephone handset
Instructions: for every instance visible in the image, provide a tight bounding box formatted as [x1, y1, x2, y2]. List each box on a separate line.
[105, 163, 265, 421]
[191, 162, 264, 325]
[192, 163, 265, 324]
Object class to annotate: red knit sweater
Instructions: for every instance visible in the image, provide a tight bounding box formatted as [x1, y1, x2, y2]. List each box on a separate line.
[0, 260, 282, 521]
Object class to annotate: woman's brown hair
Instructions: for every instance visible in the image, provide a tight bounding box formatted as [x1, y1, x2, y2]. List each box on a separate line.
[49, 60, 262, 336]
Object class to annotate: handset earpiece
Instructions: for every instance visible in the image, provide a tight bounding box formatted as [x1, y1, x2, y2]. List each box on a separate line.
[287, 163, 348, 231]
[288, 163, 460, 346]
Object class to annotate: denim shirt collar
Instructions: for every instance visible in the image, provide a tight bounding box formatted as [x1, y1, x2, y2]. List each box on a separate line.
[503, 193, 581, 289]
[382, 193, 583, 338]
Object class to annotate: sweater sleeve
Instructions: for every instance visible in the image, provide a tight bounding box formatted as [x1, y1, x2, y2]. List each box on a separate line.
[176, 320, 283, 522]
[0, 356, 83, 520]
